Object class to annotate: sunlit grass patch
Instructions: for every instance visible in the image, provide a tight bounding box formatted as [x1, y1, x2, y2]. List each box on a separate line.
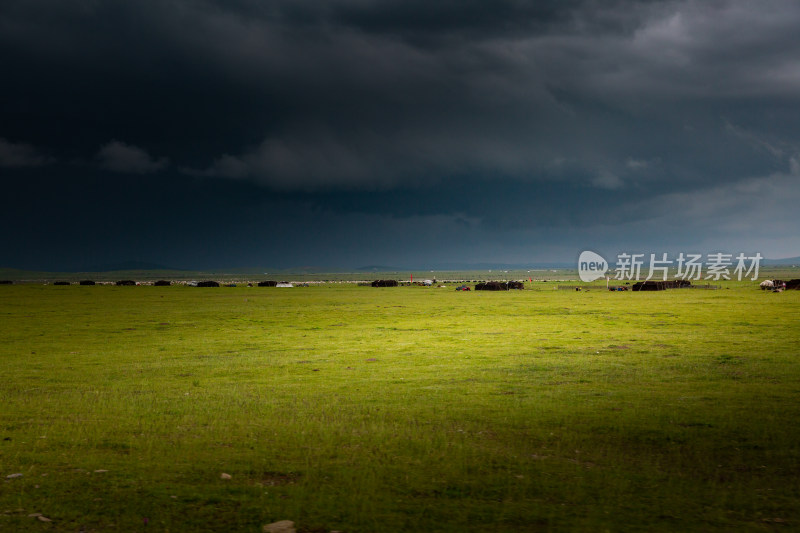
[1, 283, 800, 531]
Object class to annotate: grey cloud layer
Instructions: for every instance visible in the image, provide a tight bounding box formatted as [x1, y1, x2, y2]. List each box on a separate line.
[177, 0, 800, 192]
[4, 1, 799, 189]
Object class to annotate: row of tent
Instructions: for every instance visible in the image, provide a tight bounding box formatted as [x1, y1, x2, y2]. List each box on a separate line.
[632, 279, 800, 291]
[186, 280, 292, 287]
[629, 280, 693, 291]
[24, 280, 296, 287]
[474, 281, 525, 290]
[371, 280, 525, 290]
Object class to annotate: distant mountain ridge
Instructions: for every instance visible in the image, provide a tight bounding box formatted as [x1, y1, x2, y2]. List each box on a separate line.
[763, 256, 800, 265]
[357, 265, 404, 271]
[4, 256, 798, 276]
[432, 262, 572, 270]
[357, 262, 573, 271]
[73, 261, 184, 272]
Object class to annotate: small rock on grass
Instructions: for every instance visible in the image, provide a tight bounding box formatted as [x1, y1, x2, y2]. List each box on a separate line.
[6, 473, 23, 479]
[263, 520, 296, 533]
[37, 515, 52, 522]
[220, 473, 232, 480]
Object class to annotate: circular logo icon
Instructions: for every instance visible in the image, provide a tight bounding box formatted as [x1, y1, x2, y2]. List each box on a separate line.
[578, 251, 608, 282]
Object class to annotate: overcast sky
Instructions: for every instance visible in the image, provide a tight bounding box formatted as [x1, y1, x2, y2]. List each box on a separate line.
[2, 0, 800, 270]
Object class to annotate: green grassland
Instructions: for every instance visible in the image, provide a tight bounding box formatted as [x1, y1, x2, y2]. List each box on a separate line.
[1, 282, 800, 531]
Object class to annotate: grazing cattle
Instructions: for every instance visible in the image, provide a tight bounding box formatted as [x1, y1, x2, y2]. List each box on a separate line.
[372, 280, 398, 287]
[197, 280, 220, 287]
[0, 280, 13, 285]
[760, 280, 774, 290]
[116, 280, 136, 286]
[258, 281, 278, 287]
[79, 280, 96, 286]
[154, 280, 171, 286]
[54, 281, 70, 285]
[507, 281, 525, 290]
[475, 282, 509, 291]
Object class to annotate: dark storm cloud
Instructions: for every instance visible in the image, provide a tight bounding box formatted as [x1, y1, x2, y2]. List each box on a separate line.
[96, 141, 169, 174]
[0, 138, 53, 167]
[4, 0, 800, 185]
[2, 0, 800, 268]
[165, 0, 800, 193]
